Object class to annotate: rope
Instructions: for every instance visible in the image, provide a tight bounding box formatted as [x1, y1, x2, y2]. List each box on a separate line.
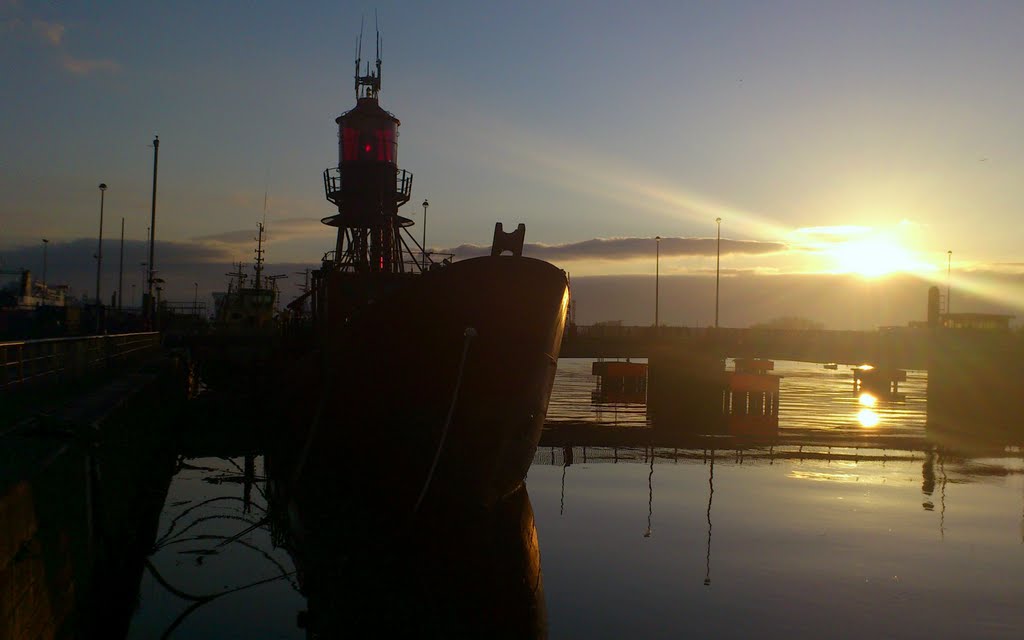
[412, 327, 476, 515]
[289, 362, 330, 490]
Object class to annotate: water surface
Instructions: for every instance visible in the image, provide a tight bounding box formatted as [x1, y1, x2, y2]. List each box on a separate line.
[121, 358, 1024, 638]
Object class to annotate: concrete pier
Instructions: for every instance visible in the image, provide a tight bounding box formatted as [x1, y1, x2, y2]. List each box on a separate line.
[0, 354, 187, 638]
[927, 331, 1024, 442]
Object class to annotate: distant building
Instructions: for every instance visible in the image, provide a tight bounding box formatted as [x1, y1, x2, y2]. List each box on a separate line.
[939, 312, 1013, 331]
[917, 286, 1013, 330]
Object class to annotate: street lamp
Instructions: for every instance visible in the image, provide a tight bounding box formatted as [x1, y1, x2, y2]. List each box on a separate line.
[146, 136, 159, 321]
[655, 236, 661, 328]
[946, 250, 952, 314]
[193, 282, 199, 316]
[421, 199, 430, 270]
[96, 183, 107, 305]
[715, 217, 722, 329]
[152, 276, 165, 329]
[118, 218, 125, 310]
[139, 262, 148, 307]
[41, 239, 48, 284]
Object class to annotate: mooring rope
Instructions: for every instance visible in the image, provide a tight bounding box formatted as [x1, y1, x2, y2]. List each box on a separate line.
[412, 327, 477, 516]
[289, 364, 330, 490]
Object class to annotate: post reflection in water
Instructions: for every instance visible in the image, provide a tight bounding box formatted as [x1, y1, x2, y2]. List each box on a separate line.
[704, 450, 714, 587]
[644, 449, 653, 538]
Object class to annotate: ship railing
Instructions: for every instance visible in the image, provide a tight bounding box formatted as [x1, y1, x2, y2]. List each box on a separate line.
[572, 325, 686, 338]
[323, 167, 414, 206]
[0, 332, 161, 392]
[404, 251, 456, 273]
[163, 301, 209, 318]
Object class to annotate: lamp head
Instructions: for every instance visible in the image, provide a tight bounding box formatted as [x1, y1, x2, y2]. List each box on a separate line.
[99, 183, 107, 191]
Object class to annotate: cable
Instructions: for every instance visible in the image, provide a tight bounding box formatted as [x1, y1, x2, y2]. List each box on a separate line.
[412, 327, 476, 515]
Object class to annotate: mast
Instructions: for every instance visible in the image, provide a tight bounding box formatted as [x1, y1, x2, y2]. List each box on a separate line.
[254, 222, 265, 290]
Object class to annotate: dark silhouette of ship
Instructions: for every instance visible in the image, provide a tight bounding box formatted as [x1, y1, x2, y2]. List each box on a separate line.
[282, 30, 568, 515]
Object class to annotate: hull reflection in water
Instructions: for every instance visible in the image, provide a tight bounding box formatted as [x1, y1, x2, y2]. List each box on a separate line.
[266, 445, 547, 638]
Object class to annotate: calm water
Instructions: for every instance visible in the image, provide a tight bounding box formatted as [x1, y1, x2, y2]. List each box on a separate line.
[122, 359, 1024, 638]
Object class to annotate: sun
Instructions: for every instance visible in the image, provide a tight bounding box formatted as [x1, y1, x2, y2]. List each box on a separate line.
[829, 237, 922, 277]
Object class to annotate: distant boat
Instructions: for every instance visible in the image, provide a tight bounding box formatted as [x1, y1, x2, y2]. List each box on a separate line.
[213, 223, 278, 331]
[197, 223, 282, 390]
[823, 363, 839, 370]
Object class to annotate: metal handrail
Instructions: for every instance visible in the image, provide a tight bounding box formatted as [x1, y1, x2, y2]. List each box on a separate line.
[0, 332, 160, 391]
[323, 166, 414, 206]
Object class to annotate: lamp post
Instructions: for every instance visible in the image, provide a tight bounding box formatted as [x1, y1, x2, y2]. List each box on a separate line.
[118, 218, 125, 310]
[655, 236, 661, 328]
[152, 276, 165, 330]
[146, 135, 159, 320]
[421, 199, 430, 270]
[96, 183, 107, 305]
[946, 250, 952, 314]
[41, 239, 48, 284]
[715, 217, 722, 328]
[139, 262, 148, 305]
[193, 282, 199, 316]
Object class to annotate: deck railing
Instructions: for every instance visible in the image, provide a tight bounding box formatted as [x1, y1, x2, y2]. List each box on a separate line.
[0, 332, 160, 392]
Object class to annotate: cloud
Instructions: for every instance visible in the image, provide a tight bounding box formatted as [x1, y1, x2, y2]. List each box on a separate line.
[567, 271, 1023, 329]
[790, 225, 872, 240]
[31, 18, 63, 46]
[0, 238, 290, 304]
[3, 236, 1022, 327]
[9, 16, 122, 75]
[978, 262, 1024, 274]
[191, 218, 325, 245]
[59, 54, 121, 75]
[1, 238, 232, 274]
[440, 236, 788, 262]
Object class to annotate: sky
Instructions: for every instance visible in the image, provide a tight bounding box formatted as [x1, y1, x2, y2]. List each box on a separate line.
[2, 1, 1023, 327]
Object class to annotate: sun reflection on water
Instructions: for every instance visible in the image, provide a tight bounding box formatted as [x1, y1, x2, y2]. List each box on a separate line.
[858, 408, 880, 428]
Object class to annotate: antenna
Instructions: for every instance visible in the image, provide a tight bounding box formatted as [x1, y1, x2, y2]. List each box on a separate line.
[295, 268, 311, 293]
[354, 16, 364, 96]
[262, 174, 269, 227]
[352, 15, 382, 100]
[226, 262, 247, 293]
[375, 10, 382, 87]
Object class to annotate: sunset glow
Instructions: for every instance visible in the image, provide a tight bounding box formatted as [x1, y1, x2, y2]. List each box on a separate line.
[829, 236, 923, 277]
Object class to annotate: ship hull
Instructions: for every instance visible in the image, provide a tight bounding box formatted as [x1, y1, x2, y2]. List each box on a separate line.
[289, 256, 568, 516]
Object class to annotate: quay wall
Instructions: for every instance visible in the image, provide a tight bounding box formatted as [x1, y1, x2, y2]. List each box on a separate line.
[0, 355, 187, 639]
